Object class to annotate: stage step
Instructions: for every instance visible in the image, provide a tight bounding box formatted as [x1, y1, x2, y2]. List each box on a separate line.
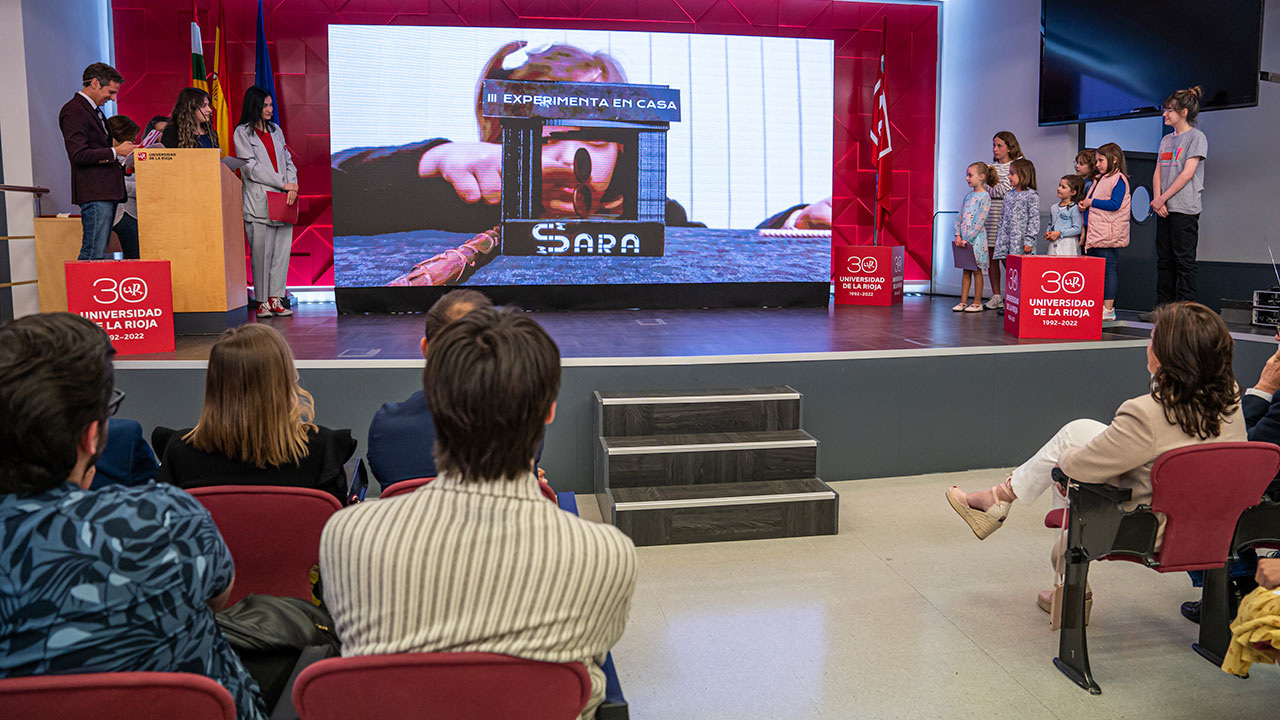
[593, 385, 834, 546]
[595, 386, 801, 437]
[597, 430, 818, 489]
[606, 478, 839, 546]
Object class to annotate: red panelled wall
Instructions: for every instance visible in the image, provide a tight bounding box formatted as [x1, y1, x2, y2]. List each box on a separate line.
[111, 0, 937, 286]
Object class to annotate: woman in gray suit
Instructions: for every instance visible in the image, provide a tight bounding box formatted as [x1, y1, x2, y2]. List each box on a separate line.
[234, 86, 298, 318]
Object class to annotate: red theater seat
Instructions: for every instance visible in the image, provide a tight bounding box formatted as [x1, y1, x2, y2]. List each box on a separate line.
[1049, 442, 1280, 693]
[0, 671, 236, 720]
[292, 652, 591, 720]
[380, 476, 558, 502]
[188, 486, 342, 606]
[378, 476, 435, 499]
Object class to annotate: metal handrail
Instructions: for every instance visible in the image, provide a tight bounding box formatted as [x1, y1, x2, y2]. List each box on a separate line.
[0, 184, 50, 216]
[929, 211, 961, 295]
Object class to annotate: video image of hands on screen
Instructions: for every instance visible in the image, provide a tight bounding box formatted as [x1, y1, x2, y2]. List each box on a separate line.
[329, 26, 834, 287]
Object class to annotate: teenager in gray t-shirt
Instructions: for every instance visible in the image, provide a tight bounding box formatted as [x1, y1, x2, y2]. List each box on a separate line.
[1157, 127, 1207, 214]
[1151, 86, 1207, 306]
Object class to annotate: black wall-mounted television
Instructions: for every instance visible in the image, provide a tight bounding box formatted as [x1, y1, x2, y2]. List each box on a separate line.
[1039, 0, 1264, 126]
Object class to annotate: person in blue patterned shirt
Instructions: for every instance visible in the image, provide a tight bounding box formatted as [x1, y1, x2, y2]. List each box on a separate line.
[0, 313, 266, 720]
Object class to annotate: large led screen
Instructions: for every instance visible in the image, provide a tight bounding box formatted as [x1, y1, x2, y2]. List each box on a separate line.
[329, 26, 834, 289]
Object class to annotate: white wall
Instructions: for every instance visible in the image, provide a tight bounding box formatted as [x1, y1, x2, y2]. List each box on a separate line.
[0, 0, 112, 316]
[0, 0, 38, 317]
[934, 0, 1077, 220]
[22, 0, 115, 215]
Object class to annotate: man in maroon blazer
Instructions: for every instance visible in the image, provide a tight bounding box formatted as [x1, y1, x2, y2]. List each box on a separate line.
[59, 63, 134, 260]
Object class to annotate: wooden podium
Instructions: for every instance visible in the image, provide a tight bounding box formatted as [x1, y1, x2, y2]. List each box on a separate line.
[33, 216, 84, 313]
[134, 148, 247, 333]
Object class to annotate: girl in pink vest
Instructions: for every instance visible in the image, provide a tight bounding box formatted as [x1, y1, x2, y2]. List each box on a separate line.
[1079, 143, 1130, 321]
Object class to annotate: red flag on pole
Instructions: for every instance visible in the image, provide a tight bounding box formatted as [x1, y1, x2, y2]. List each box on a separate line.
[870, 18, 893, 245]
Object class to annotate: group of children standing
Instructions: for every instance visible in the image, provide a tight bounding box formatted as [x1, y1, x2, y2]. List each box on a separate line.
[951, 86, 1207, 321]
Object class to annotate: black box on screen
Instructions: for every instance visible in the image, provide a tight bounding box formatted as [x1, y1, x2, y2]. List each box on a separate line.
[501, 220, 664, 257]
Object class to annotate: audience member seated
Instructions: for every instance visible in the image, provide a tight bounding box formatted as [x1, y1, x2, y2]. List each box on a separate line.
[367, 289, 492, 488]
[90, 417, 158, 489]
[0, 313, 267, 720]
[1180, 331, 1280, 622]
[947, 302, 1244, 613]
[1260, 558, 1280, 590]
[1243, 327, 1280, 446]
[155, 324, 355, 502]
[320, 307, 636, 720]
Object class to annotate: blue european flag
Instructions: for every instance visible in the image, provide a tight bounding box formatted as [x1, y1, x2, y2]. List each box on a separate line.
[255, 0, 278, 124]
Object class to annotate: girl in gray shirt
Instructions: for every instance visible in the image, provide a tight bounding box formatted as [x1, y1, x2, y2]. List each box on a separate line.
[1152, 86, 1207, 305]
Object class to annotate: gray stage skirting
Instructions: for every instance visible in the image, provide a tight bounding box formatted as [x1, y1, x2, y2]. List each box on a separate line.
[114, 328, 1275, 494]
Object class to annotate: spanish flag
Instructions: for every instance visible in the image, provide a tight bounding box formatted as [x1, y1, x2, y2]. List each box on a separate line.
[210, 3, 231, 158]
[190, 1, 208, 93]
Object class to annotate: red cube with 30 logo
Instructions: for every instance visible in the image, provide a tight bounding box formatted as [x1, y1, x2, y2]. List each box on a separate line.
[1002, 255, 1105, 339]
[833, 245, 904, 306]
[66, 260, 175, 354]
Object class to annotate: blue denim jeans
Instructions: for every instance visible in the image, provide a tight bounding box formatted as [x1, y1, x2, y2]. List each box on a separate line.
[78, 201, 118, 260]
[1086, 247, 1119, 301]
[112, 212, 140, 259]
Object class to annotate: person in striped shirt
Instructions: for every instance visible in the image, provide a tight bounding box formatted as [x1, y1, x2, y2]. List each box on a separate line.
[319, 307, 637, 719]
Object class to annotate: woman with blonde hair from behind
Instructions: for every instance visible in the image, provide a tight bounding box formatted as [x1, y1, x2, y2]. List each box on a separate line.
[155, 324, 355, 501]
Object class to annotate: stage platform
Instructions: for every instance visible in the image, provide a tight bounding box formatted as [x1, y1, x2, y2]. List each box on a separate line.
[122, 295, 1159, 362]
[115, 296, 1276, 494]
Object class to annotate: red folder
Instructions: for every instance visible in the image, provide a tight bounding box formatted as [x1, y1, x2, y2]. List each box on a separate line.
[266, 191, 299, 224]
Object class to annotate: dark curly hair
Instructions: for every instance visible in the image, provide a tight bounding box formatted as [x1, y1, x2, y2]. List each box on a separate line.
[1149, 302, 1240, 439]
[0, 313, 115, 494]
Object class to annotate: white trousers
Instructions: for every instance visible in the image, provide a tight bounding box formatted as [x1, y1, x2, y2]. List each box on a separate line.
[247, 221, 292, 301]
[1009, 418, 1108, 575]
[1009, 418, 1107, 507]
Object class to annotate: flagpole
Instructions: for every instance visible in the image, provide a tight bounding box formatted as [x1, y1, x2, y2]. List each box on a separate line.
[870, 17, 889, 248]
[872, 168, 880, 246]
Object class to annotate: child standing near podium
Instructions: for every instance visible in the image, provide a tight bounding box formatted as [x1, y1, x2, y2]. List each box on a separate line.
[1044, 175, 1083, 256]
[104, 115, 141, 259]
[953, 162, 996, 312]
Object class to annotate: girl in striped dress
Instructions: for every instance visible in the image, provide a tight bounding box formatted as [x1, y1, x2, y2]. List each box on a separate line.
[984, 131, 1023, 309]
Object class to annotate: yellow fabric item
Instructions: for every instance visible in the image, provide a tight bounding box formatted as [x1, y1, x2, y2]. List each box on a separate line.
[1222, 586, 1280, 677]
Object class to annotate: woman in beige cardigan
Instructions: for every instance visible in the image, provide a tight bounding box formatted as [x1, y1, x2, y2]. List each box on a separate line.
[947, 302, 1244, 609]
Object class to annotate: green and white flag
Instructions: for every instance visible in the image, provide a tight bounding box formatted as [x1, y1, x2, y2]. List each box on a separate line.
[191, 3, 208, 92]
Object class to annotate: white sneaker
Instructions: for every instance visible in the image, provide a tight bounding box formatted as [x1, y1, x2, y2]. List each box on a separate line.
[984, 293, 1003, 309]
[1101, 309, 1116, 321]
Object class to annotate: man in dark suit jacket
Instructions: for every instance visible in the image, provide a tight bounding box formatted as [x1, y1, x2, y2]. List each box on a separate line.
[1244, 333, 1280, 446]
[59, 63, 133, 260]
[367, 290, 492, 488]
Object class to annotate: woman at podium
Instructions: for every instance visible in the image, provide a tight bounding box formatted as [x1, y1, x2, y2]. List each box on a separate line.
[159, 87, 217, 149]
[233, 86, 298, 318]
